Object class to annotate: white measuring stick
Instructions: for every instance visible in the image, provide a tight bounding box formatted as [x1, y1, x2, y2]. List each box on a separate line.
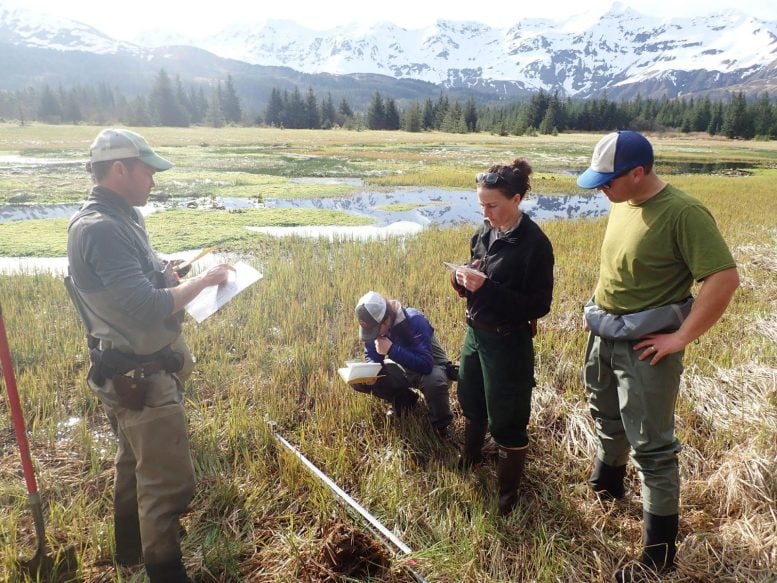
[271, 427, 413, 554]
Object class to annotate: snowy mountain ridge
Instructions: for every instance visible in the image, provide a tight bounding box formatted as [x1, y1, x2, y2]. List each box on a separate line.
[1, 1, 776, 99]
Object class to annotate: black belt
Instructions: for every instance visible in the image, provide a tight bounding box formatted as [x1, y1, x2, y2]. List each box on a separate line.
[466, 317, 517, 335]
[135, 360, 165, 377]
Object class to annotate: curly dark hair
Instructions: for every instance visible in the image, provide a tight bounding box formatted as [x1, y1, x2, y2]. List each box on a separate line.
[483, 157, 532, 199]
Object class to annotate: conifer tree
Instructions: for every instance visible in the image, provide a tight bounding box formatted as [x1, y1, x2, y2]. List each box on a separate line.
[338, 97, 353, 119]
[37, 85, 61, 122]
[305, 87, 320, 129]
[320, 92, 337, 128]
[367, 91, 386, 130]
[206, 83, 225, 128]
[403, 102, 422, 132]
[433, 94, 449, 129]
[221, 75, 242, 124]
[690, 97, 712, 132]
[187, 86, 207, 124]
[384, 97, 400, 130]
[539, 96, 561, 135]
[721, 91, 752, 139]
[97, 83, 116, 112]
[441, 101, 466, 133]
[264, 88, 285, 126]
[149, 69, 188, 127]
[62, 89, 82, 124]
[285, 87, 307, 128]
[422, 98, 435, 130]
[126, 96, 152, 126]
[464, 98, 478, 132]
[751, 92, 774, 138]
[707, 101, 724, 136]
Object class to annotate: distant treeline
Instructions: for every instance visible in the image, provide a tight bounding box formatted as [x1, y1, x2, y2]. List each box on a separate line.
[2, 69, 775, 140]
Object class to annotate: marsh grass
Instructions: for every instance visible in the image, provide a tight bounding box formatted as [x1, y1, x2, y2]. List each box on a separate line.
[0, 209, 374, 257]
[0, 127, 775, 582]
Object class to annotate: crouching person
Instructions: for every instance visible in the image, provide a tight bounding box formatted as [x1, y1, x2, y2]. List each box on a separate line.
[66, 128, 234, 583]
[353, 291, 454, 436]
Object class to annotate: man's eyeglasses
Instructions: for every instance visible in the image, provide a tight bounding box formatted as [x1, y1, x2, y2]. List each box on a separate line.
[600, 168, 632, 189]
[476, 172, 504, 186]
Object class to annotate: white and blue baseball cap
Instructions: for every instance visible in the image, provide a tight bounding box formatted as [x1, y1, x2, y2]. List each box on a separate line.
[577, 131, 654, 189]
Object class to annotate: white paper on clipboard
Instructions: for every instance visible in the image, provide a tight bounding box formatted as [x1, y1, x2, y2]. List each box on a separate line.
[184, 261, 263, 323]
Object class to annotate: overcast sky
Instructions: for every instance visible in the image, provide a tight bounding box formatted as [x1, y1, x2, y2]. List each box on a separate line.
[11, 0, 776, 40]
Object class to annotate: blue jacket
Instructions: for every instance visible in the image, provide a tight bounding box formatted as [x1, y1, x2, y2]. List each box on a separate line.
[363, 307, 436, 375]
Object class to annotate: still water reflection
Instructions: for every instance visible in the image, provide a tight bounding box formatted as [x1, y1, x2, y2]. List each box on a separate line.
[264, 188, 610, 227]
[1, 188, 609, 225]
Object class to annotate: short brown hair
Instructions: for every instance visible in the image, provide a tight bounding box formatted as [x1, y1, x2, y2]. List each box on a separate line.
[86, 157, 139, 182]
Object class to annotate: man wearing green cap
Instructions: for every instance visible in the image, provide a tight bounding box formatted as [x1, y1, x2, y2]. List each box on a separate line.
[66, 129, 233, 583]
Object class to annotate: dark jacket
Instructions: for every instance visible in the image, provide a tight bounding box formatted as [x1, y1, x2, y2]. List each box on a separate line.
[363, 307, 445, 375]
[453, 215, 554, 329]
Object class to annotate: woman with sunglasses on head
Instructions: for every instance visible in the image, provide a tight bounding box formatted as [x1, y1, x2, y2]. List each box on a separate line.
[450, 157, 554, 516]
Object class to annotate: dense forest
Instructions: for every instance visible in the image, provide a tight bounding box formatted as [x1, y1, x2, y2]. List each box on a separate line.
[2, 69, 775, 140]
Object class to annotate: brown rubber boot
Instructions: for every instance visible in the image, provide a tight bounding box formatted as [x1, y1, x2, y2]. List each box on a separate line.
[457, 417, 488, 470]
[497, 446, 527, 516]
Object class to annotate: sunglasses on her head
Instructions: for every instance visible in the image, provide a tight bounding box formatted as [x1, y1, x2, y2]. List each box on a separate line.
[476, 171, 505, 186]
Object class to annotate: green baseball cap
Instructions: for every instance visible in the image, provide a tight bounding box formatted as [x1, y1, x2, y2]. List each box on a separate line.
[89, 128, 173, 171]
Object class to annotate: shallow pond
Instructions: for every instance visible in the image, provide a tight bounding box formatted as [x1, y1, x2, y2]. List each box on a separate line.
[264, 188, 609, 226]
[0, 188, 609, 225]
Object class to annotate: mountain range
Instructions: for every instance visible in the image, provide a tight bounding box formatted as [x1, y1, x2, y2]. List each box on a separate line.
[1, 1, 776, 111]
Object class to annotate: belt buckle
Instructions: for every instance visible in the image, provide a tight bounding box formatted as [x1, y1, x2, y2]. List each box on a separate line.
[495, 324, 512, 336]
[139, 361, 162, 377]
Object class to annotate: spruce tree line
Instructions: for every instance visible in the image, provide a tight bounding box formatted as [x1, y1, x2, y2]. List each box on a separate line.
[2, 72, 775, 140]
[476, 90, 776, 139]
[0, 70, 242, 128]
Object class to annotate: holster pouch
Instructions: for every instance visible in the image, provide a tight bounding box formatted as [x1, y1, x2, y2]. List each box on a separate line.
[89, 344, 183, 410]
[112, 373, 150, 411]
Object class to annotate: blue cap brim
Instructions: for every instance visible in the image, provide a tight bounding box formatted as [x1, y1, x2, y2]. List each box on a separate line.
[576, 168, 616, 189]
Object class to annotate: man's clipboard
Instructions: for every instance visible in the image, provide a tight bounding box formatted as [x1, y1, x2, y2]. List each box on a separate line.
[184, 261, 263, 323]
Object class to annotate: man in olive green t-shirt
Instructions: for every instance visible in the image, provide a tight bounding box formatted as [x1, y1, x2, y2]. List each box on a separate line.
[577, 131, 739, 580]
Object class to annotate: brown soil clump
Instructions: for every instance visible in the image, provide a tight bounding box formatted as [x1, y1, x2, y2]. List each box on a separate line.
[308, 521, 391, 581]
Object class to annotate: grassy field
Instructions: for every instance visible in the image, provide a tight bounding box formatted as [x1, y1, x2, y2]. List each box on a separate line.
[0, 125, 775, 582]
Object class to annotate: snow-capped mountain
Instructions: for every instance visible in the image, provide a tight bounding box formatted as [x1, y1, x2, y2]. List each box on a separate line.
[1, 0, 776, 100]
[183, 4, 777, 98]
[0, 2, 139, 54]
